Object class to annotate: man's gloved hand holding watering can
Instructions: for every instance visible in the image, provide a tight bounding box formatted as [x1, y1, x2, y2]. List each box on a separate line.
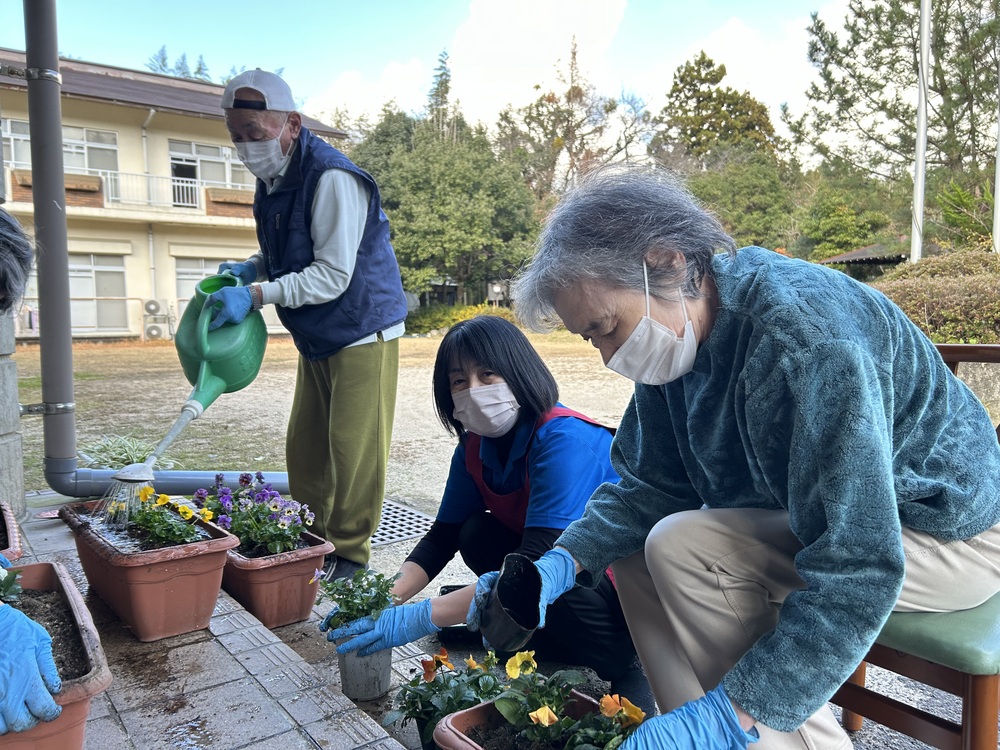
[206, 261, 260, 331]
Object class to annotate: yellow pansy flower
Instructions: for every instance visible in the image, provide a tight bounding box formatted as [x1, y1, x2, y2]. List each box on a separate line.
[155, 494, 170, 506]
[177, 505, 194, 520]
[600, 694, 623, 717]
[139, 486, 154, 503]
[505, 650, 536, 679]
[198, 508, 213, 522]
[528, 706, 559, 727]
[465, 656, 481, 671]
[619, 696, 645, 727]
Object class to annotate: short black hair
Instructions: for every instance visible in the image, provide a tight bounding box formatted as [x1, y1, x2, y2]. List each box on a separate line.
[432, 315, 558, 436]
[0, 209, 33, 314]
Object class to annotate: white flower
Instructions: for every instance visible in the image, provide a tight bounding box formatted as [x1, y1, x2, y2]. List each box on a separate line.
[0, 568, 7, 582]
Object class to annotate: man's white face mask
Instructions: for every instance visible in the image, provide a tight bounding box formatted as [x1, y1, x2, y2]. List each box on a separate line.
[605, 261, 698, 385]
[235, 115, 292, 180]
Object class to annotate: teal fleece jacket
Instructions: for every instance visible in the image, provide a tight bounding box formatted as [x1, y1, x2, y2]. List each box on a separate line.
[557, 247, 1000, 731]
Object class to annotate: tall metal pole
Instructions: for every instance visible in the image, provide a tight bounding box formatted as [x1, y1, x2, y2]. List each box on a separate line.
[911, 0, 931, 264]
[24, 0, 79, 488]
[993, 30, 1000, 253]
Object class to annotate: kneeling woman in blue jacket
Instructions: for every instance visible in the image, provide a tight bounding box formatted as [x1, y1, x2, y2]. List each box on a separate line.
[323, 315, 653, 713]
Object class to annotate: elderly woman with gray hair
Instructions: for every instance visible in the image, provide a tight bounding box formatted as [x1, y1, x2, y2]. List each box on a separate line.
[0, 208, 62, 736]
[469, 166, 1000, 749]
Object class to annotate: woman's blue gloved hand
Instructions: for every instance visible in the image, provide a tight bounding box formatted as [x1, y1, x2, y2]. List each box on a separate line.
[206, 286, 253, 331]
[466, 571, 499, 633]
[321, 599, 440, 657]
[0, 605, 62, 734]
[621, 685, 759, 750]
[217, 261, 258, 286]
[0, 553, 10, 568]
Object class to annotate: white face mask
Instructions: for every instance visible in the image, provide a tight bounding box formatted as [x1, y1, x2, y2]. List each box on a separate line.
[235, 116, 292, 180]
[452, 382, 521, 438]
[605, 262, 698, 385]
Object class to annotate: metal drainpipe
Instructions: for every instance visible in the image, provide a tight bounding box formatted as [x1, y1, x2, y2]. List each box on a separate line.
[24, 2, 289, 498]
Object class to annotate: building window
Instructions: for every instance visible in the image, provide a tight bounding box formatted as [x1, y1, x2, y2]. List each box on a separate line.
[1, 119, 119, 174]
[67, 254, 127, 333]
[168, 140, 253, 206]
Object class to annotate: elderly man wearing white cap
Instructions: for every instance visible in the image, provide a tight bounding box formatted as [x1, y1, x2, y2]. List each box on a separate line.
[211, 69, 408, 581]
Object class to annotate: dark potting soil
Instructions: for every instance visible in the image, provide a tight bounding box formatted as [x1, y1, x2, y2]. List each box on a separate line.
[0, 518, 8, 551]
[467, 724, 562, 750]
[12, 589, 90, 681]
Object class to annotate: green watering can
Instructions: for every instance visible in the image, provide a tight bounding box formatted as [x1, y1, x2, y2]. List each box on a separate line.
[111, 273, 269, 484]
[174, 273, 269, 415]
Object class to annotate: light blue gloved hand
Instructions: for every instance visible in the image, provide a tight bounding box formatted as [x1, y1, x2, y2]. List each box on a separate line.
[0, 604, 62, 735]
[321, 599, 440, 657]
[533, 547, 577, 627]
[0, 553, 10, 568]
[217, 261, 258, 286]
[466, 570, 499, 633]
[621, 685, 759, 750]
[205, 286, 253, 331]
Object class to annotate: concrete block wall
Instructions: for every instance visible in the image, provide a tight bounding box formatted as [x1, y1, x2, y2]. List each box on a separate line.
[0, 314, 24, 519]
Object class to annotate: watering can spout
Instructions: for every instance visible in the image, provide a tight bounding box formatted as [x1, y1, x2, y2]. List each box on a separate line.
[188, 362, 228, 412]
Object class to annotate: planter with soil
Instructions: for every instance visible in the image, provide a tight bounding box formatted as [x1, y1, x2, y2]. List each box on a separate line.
[433, 690, 601, 750]
[0, 561, 113, 750]
[221, 529, 334, 628]
[58, 499, 239, 642]
[0, 497, 23, 562]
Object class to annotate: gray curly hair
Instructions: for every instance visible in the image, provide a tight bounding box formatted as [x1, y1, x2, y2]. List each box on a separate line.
[0, 209, 34, 314]
[511, 164, 736, 331]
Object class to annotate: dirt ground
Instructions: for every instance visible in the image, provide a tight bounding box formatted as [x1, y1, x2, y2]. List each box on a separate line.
[13, 331, 634, 504]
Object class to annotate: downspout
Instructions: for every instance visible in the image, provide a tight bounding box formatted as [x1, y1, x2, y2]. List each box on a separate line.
[24, 2, 288, 497]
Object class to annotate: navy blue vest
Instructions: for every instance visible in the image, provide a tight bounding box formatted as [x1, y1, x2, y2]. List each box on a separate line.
[253, 128, 407, 360]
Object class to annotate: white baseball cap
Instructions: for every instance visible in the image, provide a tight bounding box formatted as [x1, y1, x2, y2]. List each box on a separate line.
[221, 69, 296, 111]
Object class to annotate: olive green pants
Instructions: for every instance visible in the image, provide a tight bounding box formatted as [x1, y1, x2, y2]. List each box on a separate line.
[286, 336, 398, 565]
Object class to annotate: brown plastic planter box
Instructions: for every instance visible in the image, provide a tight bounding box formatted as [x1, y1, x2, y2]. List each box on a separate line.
[221, 530, 334, 628]
[433, 689, 600, 749]
[0, 561, 113, 750]
[59, 500, 239, 642]
[1, 498, 24, 562]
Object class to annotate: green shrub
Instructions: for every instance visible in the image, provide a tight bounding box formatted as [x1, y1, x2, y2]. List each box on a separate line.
[405, 304, 518, 334]
[872, 251, 1000, 343]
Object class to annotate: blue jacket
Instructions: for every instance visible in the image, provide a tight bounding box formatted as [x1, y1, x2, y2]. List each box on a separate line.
[253, 127, 407, 360]
[558, 247, 1000, 731]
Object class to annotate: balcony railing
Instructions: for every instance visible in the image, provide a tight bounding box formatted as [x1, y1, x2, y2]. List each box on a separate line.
[96, 170, 253, 210]
[3, 165, 253, 212]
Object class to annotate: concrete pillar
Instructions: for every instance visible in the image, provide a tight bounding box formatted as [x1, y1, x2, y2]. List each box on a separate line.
[0, 314, 24, 519]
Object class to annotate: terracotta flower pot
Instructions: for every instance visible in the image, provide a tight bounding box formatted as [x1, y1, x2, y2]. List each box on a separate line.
[337, 644, 393, 701]
[0, 497, 23, 562]
[58, 500, 239, 642]
[221, 530, 334, 628]
[433, 690, 600, 750]
[0, 561, 113, 750]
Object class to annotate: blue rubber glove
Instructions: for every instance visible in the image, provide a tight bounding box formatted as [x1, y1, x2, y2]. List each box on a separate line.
[533, 547, 577, 627]
[466, 570, 499, 633]
[621, 685, 759, 750]
[321, 599, 440, 657]
[217, 261, 258, 285]
[0, 604, 62, 734]
[0, 553, 10, 568]
[205, 286, 253, 331]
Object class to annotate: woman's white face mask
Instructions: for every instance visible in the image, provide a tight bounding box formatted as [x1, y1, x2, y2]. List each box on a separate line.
[452, 382, 521, 437]
[235, 115, 292, 180]
[605, 261, 698, 385]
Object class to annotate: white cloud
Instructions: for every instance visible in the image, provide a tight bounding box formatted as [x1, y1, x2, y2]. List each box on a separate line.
[448, 0, 627, 127]
[303, 58, 429, 122]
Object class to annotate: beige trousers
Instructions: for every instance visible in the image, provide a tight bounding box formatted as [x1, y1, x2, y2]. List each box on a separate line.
[611, 508, 1000, 750]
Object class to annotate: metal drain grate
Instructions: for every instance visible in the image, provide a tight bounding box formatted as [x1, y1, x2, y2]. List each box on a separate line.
[371, 498, 434, 547]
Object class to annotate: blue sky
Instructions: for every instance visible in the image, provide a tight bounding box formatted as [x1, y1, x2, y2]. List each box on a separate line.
[1, 0, 848, 135]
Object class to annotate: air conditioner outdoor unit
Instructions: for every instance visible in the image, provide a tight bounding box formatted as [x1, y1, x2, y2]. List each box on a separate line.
[144, 323, 166, 340]
[143, 298, 171, 316]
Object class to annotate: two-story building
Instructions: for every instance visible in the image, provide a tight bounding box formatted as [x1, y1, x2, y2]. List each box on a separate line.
[0, 47, 345, 340]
